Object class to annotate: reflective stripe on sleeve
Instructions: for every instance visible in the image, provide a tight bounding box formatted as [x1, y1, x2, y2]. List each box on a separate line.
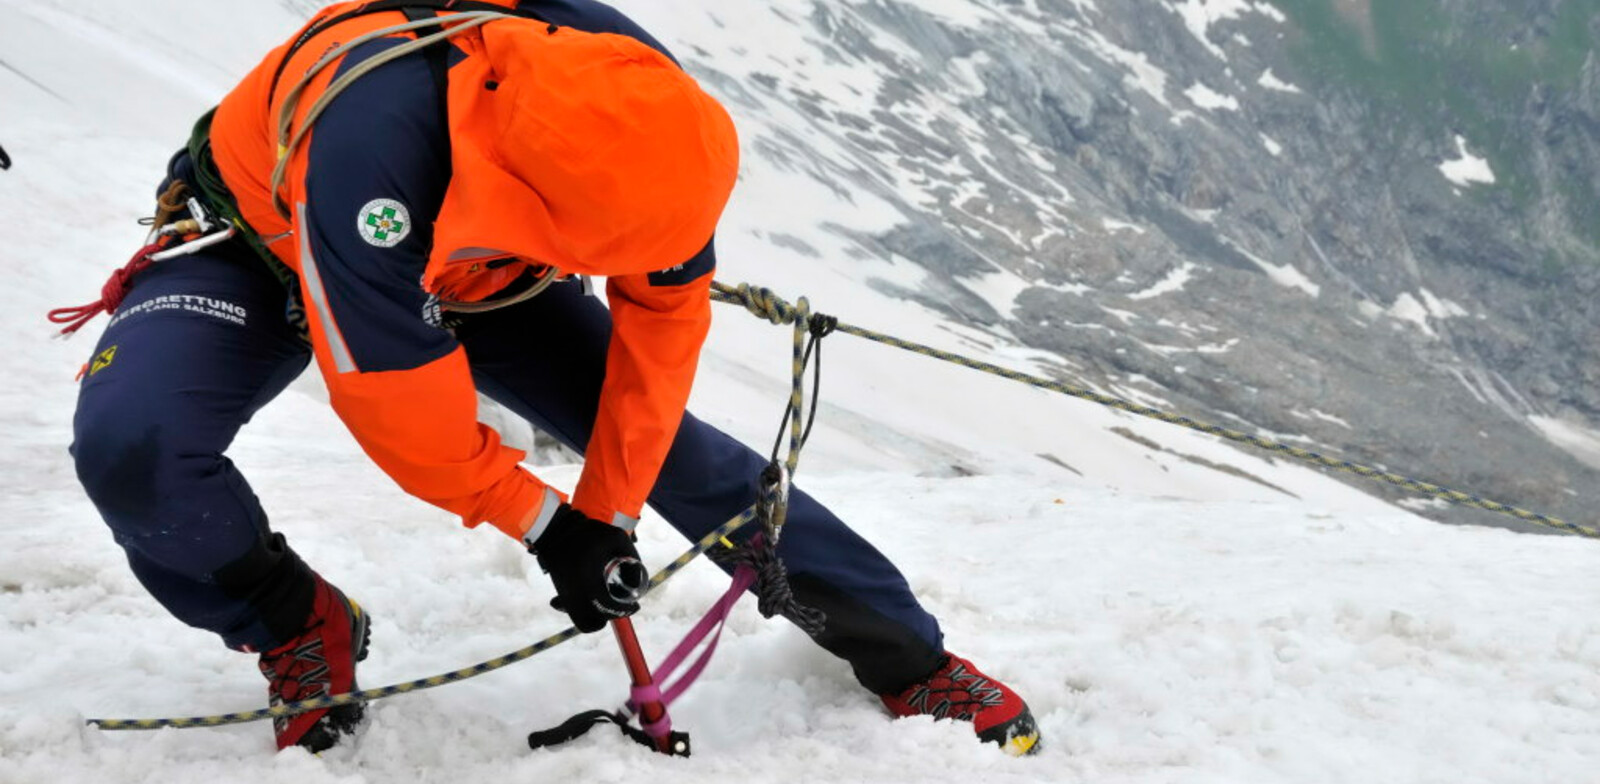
[520, 487, 566, 549]
[297, 201, 358, 374]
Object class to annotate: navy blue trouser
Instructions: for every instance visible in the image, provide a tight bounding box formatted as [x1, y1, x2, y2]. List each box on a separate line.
[71, 240, 944, 692]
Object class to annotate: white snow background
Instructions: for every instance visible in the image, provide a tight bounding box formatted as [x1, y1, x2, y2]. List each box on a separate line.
[2, 2, 1598, 783]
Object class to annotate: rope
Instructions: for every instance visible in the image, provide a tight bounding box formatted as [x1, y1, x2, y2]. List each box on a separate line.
[439, 264, 562, 313]
[46, 241, 166, 336]
[87, 288, 812, 731]
[765, 294, 829, 477]
[707, 284, 832, 634]
[269, 11, 510, 221]
[710, 281, 1597, 540]
[86, 507, 758, 731]
[709, 532, 826, 637]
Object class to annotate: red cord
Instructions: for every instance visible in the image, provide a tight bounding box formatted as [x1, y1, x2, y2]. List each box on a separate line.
[47, 240, 166, 335]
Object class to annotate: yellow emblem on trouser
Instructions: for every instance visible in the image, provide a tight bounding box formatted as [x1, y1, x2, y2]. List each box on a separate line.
[90, 345, 119, 375]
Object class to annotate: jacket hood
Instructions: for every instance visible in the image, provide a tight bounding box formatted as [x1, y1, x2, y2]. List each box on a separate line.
[428, 19, 740, 294]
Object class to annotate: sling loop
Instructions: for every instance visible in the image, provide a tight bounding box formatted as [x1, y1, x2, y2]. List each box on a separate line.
[436, 264, 565, 313]
[526, 709, 689, 756]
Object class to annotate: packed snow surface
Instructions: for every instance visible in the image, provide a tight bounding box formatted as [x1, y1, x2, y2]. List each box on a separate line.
[2, 2, 1596, 783]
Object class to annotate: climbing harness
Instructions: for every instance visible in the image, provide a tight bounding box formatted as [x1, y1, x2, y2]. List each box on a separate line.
[708, 281, 1597, 540]
[47, 183, 237, 336]
[47, 113, 307, 340]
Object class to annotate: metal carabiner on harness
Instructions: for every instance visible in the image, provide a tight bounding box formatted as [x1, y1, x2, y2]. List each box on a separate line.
[144, 196, 237, 261]
[48, 182, 240, 336]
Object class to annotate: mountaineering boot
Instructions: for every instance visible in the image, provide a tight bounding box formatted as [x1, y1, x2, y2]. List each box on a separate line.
[879, 652, 1041, 756]
[257, 575, 371, 752]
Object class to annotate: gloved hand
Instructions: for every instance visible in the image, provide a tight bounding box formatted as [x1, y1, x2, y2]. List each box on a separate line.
[529, 504, 648, 632]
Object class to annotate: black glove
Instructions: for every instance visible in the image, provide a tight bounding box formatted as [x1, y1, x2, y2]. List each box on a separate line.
[529, 504, 647, 633]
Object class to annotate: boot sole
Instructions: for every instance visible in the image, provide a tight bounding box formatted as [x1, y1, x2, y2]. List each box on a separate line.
[978, 705, 1041, 757]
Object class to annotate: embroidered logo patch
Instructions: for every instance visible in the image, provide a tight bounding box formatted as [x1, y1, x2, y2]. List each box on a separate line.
[359, 198, 411, 247]
[90, 345, 118, 376]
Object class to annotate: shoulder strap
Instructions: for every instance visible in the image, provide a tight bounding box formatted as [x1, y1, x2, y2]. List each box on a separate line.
[401, 6, 453, 134]
[266, 1, 550, 109]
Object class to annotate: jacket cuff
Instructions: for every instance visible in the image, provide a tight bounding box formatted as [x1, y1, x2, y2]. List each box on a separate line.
[570, 496, 640, 532]
[518, 487, 566, 549]
[477, 476, 567, 542]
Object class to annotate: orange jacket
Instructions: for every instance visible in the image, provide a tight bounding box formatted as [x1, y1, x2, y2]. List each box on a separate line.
[209, 2, 739, 540]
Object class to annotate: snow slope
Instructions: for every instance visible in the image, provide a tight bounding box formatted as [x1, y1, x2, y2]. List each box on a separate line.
[2, 2, 1597, 782]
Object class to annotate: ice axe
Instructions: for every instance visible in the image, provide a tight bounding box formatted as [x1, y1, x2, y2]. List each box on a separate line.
[527, 557, 692, 756]
[609, 616, 688, 755]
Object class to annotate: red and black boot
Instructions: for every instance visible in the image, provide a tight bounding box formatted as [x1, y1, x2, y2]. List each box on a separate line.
[257, 575, 372, 752]
[880, 652, 1040, 756]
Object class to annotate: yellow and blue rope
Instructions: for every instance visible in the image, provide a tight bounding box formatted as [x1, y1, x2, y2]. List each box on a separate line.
[710, 280, 1595, 540]
[87, 510, 757, 731]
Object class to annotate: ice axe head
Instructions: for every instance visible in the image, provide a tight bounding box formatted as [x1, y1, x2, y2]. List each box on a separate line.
[604, 557, 648, 604]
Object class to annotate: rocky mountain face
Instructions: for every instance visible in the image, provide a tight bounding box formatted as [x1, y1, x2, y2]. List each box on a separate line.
[703, 0, 1600, 533]
[263, 0, 1597, 532]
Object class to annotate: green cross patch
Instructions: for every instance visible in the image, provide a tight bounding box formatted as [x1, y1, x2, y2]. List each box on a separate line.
[366, 207, 404, 239]
[357, 198, 412, 247]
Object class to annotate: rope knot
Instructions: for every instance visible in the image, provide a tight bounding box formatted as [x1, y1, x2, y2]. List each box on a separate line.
[101, 266, 140, 313]
[808, 313, 838, 338]
[733, 284, 799, 325]
[709, 535, 826, 637]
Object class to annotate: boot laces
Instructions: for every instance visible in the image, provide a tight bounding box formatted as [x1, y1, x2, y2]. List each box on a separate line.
[903, 660, 1007, 721]
[259, 632, 330, 730]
